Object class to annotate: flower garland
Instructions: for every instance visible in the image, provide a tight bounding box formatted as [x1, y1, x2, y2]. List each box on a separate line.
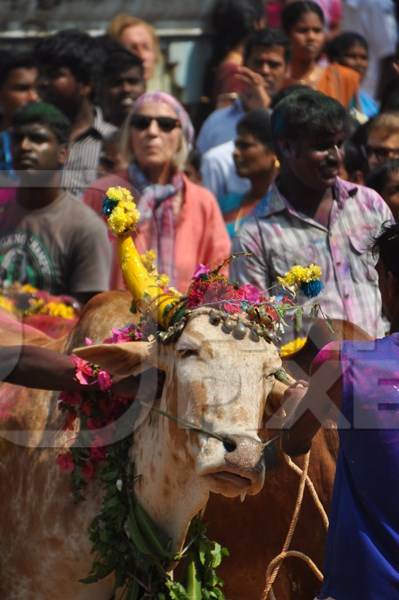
[0, 283, 78, 320]
[57, 346, 228, 598]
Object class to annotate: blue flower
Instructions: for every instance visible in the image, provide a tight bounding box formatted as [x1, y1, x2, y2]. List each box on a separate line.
[301, 280, 323, 298]
[102, 197, 118, 217]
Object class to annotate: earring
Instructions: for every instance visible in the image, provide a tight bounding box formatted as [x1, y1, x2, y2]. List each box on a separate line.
[274, 158, 280, 169]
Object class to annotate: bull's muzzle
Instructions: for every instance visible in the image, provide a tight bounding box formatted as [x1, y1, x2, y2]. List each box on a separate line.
[205, 434, 265, 497]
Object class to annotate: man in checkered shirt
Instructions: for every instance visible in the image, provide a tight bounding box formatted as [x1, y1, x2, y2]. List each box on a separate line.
[232, 89, 393, 342]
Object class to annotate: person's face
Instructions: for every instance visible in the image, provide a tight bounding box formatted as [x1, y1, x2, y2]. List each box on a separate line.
[289, 12, 325, 63]
[381, 169, 399, 222]
[129, 101, 182, 172]
[281, 128, 346, 191]
[0, 67, 39, 122]
[12, 122, 67, 179]
[38, 66, 90, 116]
[119, 25, 157, 81]
[103, 66, 145, 126]
[98, 139, 127, 177]
[366, 129, 399, 170]
[233, 129, 276, 179]
[246, 45, 288, 98]
[339, 42, 369, 81]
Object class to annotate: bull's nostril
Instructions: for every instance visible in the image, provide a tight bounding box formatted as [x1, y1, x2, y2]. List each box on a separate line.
[223, 437, 237, 452]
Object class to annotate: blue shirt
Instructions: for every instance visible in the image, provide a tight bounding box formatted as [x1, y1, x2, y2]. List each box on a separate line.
[319, 335, 399, 599]
[201, 140, 250, 201]
[196, 99, 244, 154]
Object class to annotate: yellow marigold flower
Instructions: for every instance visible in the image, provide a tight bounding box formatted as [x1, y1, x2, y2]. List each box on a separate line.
[105, 187, 140, 236]
[41, 302, 75, 319]
[106, 186, 133, 204]
[0, 295, 15, 314]
[279, 337, 307, 358]
[20, 283, 37, 293]
[278, 264, 322, 288]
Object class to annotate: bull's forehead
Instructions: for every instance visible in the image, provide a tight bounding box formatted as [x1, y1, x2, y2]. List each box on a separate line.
[178, 312, 281, 371]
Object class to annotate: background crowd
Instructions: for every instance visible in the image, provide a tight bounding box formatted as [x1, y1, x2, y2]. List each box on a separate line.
[1, 0, 399, 342]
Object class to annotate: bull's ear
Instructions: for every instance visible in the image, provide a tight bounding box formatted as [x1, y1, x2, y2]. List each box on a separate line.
[72, 341, 157, 378]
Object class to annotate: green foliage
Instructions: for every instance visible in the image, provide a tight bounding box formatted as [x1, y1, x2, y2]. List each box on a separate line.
[77, 435, 228, 599]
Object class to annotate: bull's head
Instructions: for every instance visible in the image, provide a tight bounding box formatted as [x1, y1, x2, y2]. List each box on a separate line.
[75, 307, 284, 549]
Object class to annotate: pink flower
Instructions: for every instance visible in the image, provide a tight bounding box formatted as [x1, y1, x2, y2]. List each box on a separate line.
[193, 264, 210, 279]
[97, 370, 112, 391]
[84, 337, 93, 346]
[56, 451, 74, 473]
[71, 355, 94, 386]
[239, 284, 263, 304]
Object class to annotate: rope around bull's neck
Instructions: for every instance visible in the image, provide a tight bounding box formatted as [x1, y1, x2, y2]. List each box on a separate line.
[261, 450, 329, 600]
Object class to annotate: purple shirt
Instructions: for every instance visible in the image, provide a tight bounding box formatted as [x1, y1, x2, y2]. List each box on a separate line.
[319, 334, 399, 599]
[231, 178, 393, 340]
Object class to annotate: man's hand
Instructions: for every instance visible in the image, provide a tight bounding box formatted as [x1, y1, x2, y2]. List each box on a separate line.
[281, 380, 312, 457]
[236, 66, 271, 111]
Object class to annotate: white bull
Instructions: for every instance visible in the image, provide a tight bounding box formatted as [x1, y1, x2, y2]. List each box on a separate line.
[0, 293, 283, 599]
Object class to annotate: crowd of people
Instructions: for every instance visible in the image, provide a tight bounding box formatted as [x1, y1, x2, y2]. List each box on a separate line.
[1, 2, 399, 597]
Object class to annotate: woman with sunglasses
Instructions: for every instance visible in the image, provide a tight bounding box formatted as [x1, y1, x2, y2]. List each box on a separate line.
[84, 91, 231, 292]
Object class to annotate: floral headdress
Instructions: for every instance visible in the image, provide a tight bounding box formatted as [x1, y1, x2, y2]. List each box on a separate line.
[102, 186, 323, 344]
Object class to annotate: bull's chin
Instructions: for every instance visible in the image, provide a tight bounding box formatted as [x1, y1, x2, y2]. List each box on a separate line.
[206, 470, 264, 498]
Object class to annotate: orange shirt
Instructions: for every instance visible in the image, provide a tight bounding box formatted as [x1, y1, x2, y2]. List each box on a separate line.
[283, 63, 360, 108]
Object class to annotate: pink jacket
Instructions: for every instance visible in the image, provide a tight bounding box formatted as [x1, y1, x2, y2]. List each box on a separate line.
[84, 172, 231, 293]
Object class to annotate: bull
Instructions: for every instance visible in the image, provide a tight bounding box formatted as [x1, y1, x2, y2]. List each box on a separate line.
[0, 188, 370, 599]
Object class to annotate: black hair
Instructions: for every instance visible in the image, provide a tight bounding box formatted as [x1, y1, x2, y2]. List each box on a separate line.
[99, 38, 144, 81]
[343, 140, 368, 178]
[210, 0, 265, 63]
[271, 88, 348, 143]
[236, 109, 273, 148]
[244, 28, 291, 65]
[0, 51, 37, 89]
[11, 101, 71, 144]
[34, 29, 98, 84]
[373, 223, 399, 279]
[380, 78, 399, 113]
[366, 159, 399, 196]
[281, 1, 325, 34]
[270, 83, 310, 109]
[325, 32, 368, 63]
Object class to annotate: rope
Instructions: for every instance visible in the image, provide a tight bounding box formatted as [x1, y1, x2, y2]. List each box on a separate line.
[284, 454, 329, 530]
[261, 449, 329, 600]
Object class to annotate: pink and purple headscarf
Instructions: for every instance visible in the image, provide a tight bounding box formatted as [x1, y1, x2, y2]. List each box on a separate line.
[132, 91, 195, 149]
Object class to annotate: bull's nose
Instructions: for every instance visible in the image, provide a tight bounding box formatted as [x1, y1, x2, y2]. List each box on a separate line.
[223, 434, 264, 470]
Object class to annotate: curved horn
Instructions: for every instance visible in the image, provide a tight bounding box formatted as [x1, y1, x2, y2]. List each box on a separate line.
[103, 186, 182, 328]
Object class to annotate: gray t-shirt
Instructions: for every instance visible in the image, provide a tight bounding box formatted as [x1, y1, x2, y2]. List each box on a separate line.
[0, 191, 112, 295]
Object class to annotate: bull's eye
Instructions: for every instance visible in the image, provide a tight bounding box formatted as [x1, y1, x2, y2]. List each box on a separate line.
[177, 348, 199, 359]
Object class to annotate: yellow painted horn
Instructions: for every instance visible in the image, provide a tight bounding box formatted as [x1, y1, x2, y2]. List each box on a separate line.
[103, 186, 182, 328]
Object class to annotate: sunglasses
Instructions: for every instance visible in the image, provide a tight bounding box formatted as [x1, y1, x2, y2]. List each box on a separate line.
[130, 114, 180, 133]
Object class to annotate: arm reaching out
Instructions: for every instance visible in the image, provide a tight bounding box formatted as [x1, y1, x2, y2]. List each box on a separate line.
[1, 345, 140, 396]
